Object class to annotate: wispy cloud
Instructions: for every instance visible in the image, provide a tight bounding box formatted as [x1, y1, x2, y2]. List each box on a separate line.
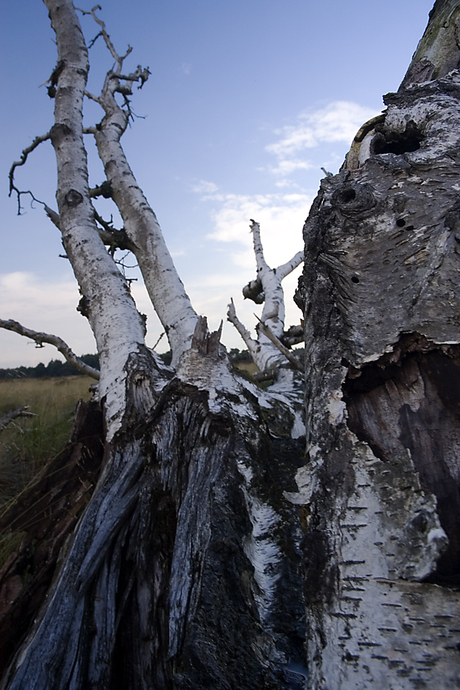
[208, 192, 310, 268]
[266, 100, 379, 176]
[190, 180, 221, 198]
[186, 101, 381, 347]
[0, 272, 96, 367]
[181, 63, 192, 75]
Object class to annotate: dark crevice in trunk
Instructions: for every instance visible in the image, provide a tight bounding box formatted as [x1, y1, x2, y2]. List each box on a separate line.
[371, 121, 424, 156]
[343, 334, 460, 588]
[109, 487, 177, 690]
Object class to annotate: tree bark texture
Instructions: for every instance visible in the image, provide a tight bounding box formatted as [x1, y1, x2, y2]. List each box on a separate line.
[2, 1, 460, 689]
[0, 346, 306, 689]
[294, 3, 460, 686]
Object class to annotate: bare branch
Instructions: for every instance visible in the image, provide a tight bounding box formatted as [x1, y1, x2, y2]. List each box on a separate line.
[76, 5, 132, 70]
[112, 66, 150, 90]
[226, 299, 261, 363]
[84, 90, 101, 105]
[276, 249, 304, 281]
[0, 407, 35, 435]
[255, 315, 303, 371]
[153, 332, 165, 350]
[9, 133, 51, 194]
[0, 319, 100, 380]
[89, 181, 113, 199]
[250, 219, 270, 275]
[9, 132, 51, 214]
[229, 220, 305, 374]
[93, 210, 134, 253]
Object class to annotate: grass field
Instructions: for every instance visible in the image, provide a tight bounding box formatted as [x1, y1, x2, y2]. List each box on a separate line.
[0, 376, 94, 507]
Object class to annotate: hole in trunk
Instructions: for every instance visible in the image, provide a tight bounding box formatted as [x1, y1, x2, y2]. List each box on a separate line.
[372, 121, 424, 156]
[337, 188, 356, 204]
[343, 335, 460, 588]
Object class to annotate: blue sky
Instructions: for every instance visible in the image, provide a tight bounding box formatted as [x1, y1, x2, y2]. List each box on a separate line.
[0, 0, 434, 367]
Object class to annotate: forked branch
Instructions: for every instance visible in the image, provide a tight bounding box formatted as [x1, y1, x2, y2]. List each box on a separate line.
[76, 5, 132, 68]
[9, 132, 51, 214]
[229, 219, 305, 374]
[77, 4, 149, 102]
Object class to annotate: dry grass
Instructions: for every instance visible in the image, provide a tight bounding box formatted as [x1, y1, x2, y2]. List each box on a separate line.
[233, 361, 258, 375]
[0, 377, 93, 507]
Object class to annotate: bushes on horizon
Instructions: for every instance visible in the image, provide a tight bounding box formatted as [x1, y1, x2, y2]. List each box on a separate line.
[0, 354, 99, 380]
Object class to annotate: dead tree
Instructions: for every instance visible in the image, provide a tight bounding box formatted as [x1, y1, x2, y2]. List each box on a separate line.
[2, 1, 460, 689]
[294, 0, 460, 686]
[0, 3, 305, 689]
[227, 219, 304, 381]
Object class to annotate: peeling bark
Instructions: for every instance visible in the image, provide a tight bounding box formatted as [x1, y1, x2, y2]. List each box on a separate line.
[294, 3, 460, 686]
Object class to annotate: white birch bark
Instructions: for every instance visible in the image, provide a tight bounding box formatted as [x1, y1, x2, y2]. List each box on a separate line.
[228, 220, 304, 373]
[92, 114, 198, 365]
[43, 0, 148, 437]
[77, 11, 198, 366]
[1, 6, 306, 690]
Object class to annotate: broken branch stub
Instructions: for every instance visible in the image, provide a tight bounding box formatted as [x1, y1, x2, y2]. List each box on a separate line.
[229, 219, 305, 375]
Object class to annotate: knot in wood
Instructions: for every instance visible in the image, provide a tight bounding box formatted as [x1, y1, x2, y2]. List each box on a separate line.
[331, 183, 376, 218]
[243, 278, 265, 304]
[49, 122, 72, 143]
[77, 295, 90, 318]
[65, 189, 84, 207]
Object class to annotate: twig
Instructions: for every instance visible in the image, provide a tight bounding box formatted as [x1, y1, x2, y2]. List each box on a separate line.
[76, 5, 131, 69]
[0, 320, 100, 380]
[152, 332, 165, 350]
[9, 132, 52, 214]
[255, 315, 303, 371]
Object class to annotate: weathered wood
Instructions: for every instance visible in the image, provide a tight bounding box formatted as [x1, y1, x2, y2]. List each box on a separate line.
[294, 2, 460, 686]
[4, 2, 460, 688]
[0, 350, 306, 689]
